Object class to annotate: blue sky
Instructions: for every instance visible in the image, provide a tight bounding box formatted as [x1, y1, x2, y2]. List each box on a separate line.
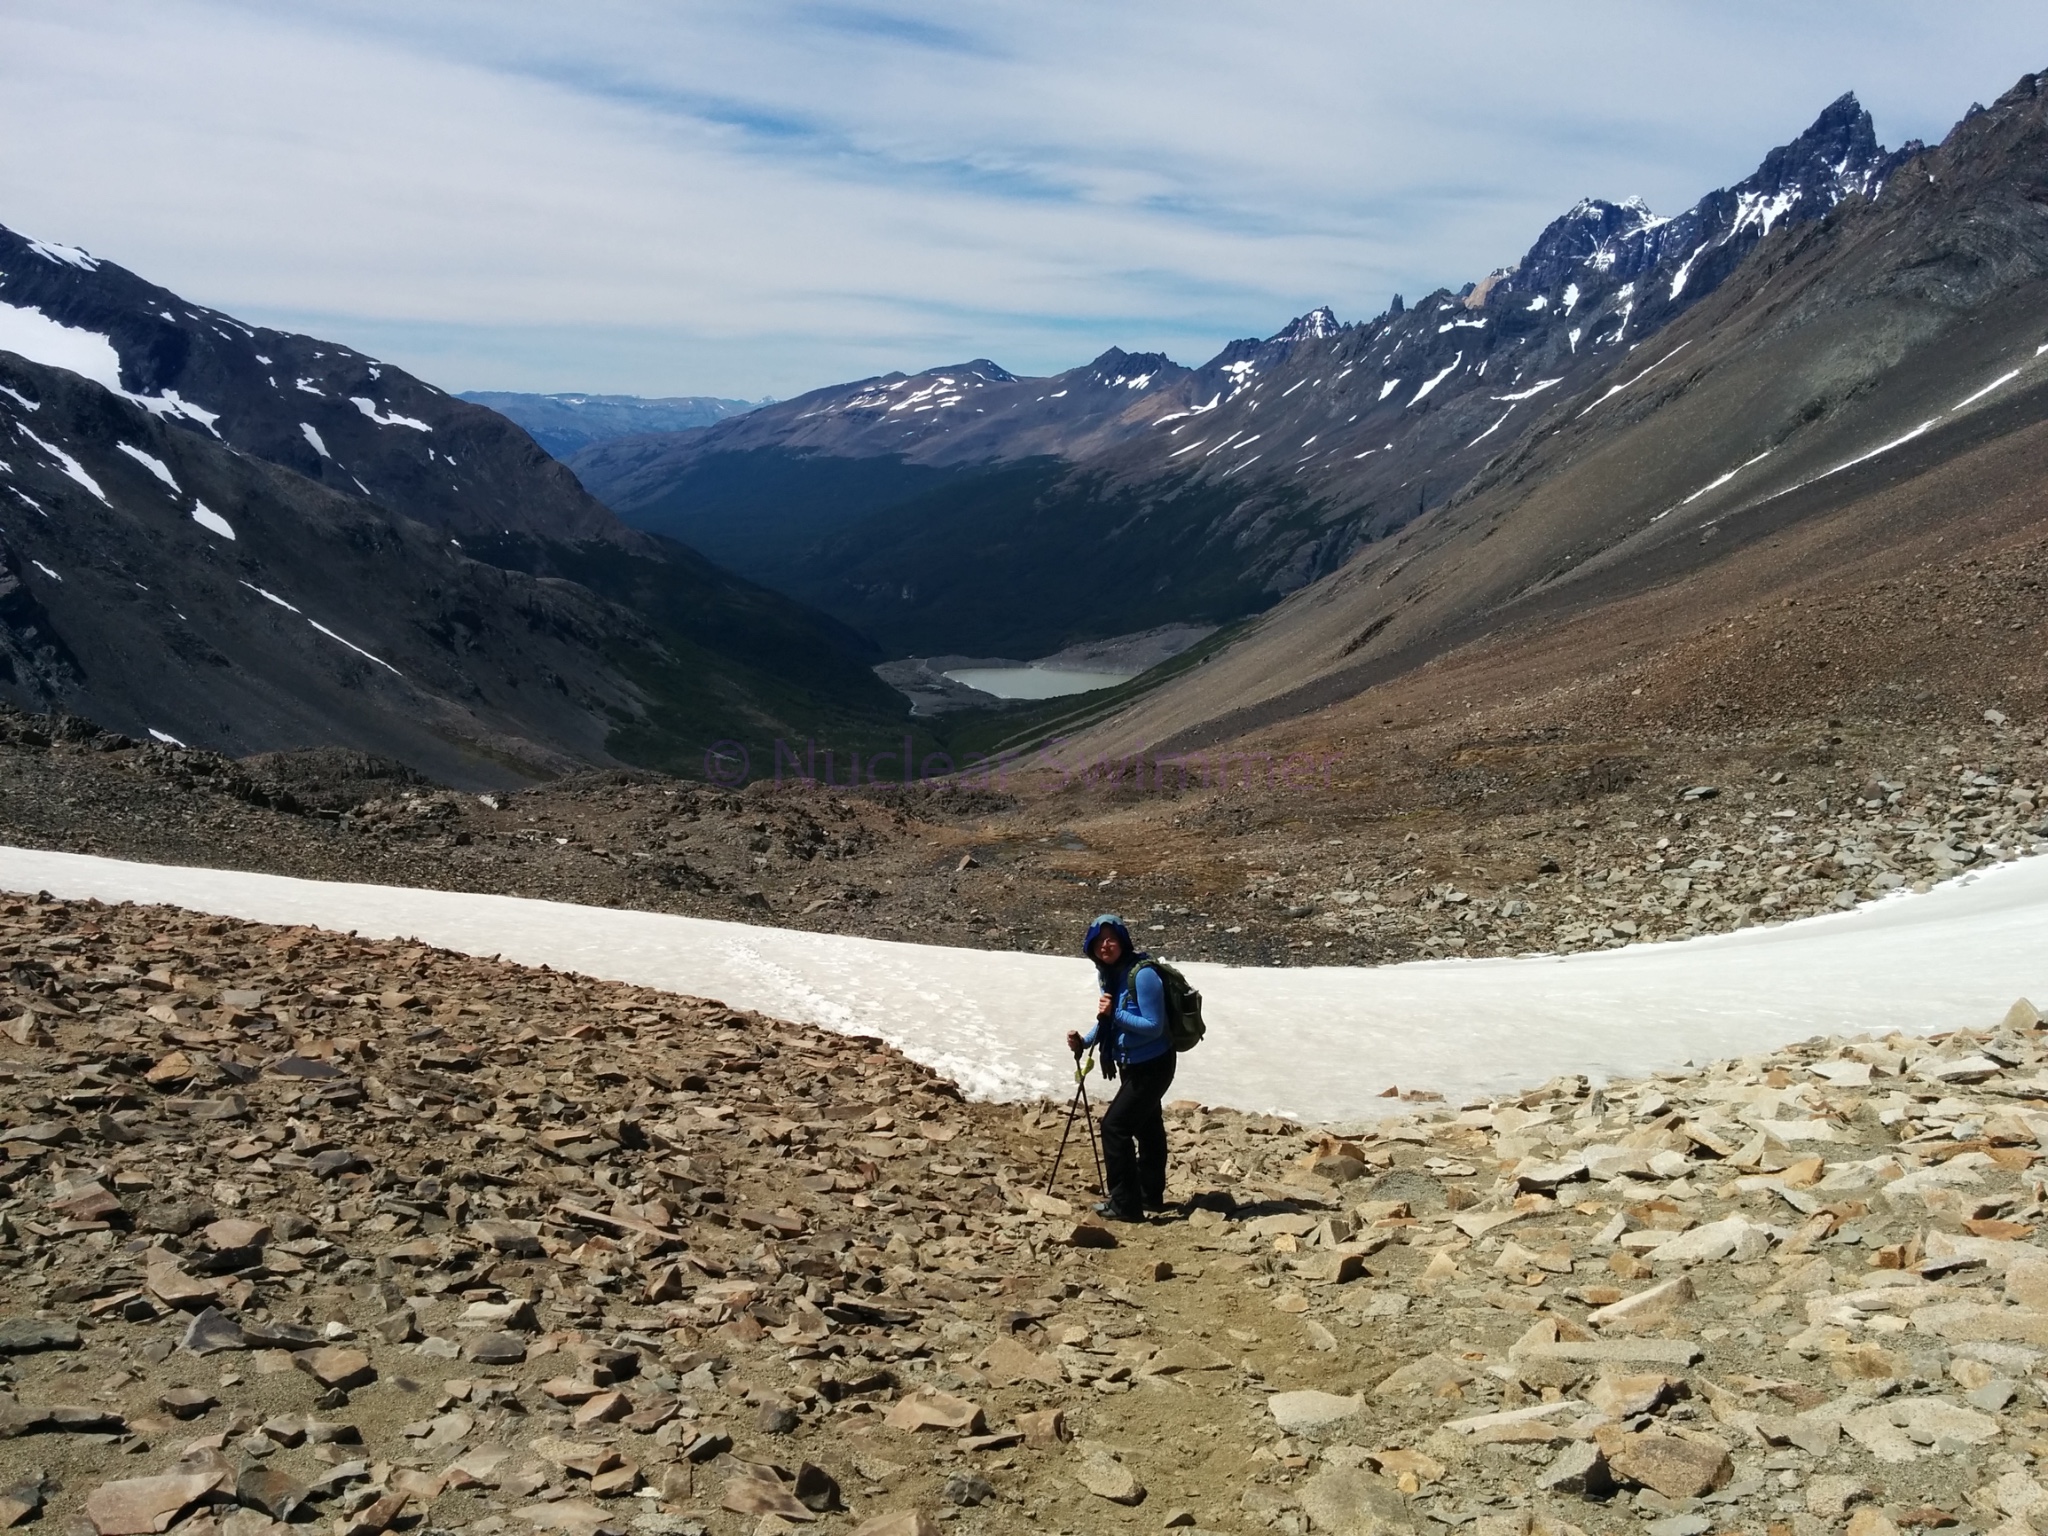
[4, 2, 2048, 399]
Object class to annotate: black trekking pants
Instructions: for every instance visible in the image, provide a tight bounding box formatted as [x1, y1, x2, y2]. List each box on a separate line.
[1100, 1051, 1176, 1217]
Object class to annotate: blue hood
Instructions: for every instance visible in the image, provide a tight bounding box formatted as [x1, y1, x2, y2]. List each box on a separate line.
[1083, 913, 1135, 959]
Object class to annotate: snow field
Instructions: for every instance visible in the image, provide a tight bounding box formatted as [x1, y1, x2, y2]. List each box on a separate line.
[1, 847, 2043, 1126]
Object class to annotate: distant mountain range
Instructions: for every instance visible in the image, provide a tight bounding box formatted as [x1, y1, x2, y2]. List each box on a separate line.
[571, 92, 1923, 658]
[0, 227, 905, 782]
[458, 391, 765, 458]
[7, 70, 2046, 790]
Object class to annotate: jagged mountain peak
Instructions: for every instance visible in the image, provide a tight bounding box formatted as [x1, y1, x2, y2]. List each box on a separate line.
[1744, 90, 1883, 199]
[1085, 347, 1176, 387]
[1269, 306, 1342, 343]
[1506, 93, 1901, 305]
[1798, 89, 1870, 142]
[1516, 198, 1667, 285]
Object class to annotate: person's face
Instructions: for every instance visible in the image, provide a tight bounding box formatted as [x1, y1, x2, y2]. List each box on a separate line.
[1093, 931, 1123, 965]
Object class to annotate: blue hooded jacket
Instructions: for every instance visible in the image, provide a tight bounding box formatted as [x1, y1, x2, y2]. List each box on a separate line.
[1079, 914, 1171, 1067]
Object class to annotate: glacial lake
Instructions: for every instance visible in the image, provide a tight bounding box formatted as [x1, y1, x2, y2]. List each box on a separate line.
[944, 666, 1135, 700]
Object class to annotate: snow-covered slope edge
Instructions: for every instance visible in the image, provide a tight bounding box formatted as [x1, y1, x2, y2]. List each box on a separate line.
[3, 845, 2041, 1125]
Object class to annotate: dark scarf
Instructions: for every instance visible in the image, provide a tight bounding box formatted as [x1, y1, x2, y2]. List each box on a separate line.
[1095, 950, 1149, 1037]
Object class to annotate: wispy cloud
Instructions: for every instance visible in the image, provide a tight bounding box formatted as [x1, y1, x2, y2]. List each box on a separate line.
[1, 1, 2044, 397]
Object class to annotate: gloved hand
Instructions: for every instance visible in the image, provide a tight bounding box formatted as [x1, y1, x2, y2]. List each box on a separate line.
[1065, 1030, 1086, 1056]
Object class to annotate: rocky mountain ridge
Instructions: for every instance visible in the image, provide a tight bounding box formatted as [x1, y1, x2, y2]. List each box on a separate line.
[1085, 66, 2048, 764]
[0, 227, 626, 546]
[0, 240, 911, 780]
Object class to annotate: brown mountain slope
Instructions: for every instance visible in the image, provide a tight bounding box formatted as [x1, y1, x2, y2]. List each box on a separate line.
[1079, 70, 2048, 762]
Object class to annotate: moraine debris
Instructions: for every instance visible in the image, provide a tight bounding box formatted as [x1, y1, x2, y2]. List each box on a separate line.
[0, 893, 2040, 1532]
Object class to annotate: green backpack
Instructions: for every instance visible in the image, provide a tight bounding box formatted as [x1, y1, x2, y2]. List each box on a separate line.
[1126, 959, 1207, 1052]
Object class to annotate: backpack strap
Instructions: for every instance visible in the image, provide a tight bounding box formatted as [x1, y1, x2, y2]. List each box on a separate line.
[1122, 958, 1157, 1010]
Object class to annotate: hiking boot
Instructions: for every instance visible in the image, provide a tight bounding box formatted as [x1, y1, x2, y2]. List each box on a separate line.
[1093, 1201, 1144, 1223]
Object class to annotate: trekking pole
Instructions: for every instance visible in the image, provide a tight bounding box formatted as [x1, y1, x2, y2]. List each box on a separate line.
[1079, 1051, 1107, 1196]
[1045, 1044, 1107, 1197]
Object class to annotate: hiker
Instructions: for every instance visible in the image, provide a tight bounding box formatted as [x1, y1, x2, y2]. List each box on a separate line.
[1067, 913, 1174, 1222]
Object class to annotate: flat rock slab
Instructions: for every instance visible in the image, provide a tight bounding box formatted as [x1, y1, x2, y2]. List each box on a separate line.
[1269, 1390, 1366, 1433]
[0, 1318, 79, 1354]
[203, 1218, 270, 1251]
[234, 1467, 309, 1521]
[719, 1472, 813, 1522]
[1843, 1397, 2002, 1463]
[0, 1481, 43, 1527]
[181, 1308, 245, 1356]
[464, 1332, 528, 1366]
[883, 1389, 984, 1434]
[1647, 1214, 1770, 1266]
[293, 1346, 374, 1390]
[239, 1319, 320, 1351]
[1588, 1276, 1695, 1332]
[0, 1403, 124, 1438]
[143, 1265, 219, 1312]
[1911, 1303, 2048, 1344]
[981, 1336, 1061, 1386]
[531, 1440, 622, 1478]
[84, 1473, 220, 1536]
[1143, 1341, 1235, 1375]
[158, 1387, 215, 1420]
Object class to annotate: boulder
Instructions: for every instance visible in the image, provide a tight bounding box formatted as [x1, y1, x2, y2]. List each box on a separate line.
[1297, 1468, 1420, 1536]
[1074, 1448, 1144, 1506]
[1605, 1432, 1733, 1499]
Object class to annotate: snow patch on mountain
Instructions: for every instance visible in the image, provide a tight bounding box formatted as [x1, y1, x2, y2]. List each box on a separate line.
[308, 618, 400, 675]
[350, 397, 431, 432]
[1409, 353, 1462, 406]
[116, 443, 178, 491]
[23, 237, 98, 271]
[0, 299, 220, 433]
[0, 300, 125, 393]
[241, 581, 300, 613]
[15, 425, 106, 503]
